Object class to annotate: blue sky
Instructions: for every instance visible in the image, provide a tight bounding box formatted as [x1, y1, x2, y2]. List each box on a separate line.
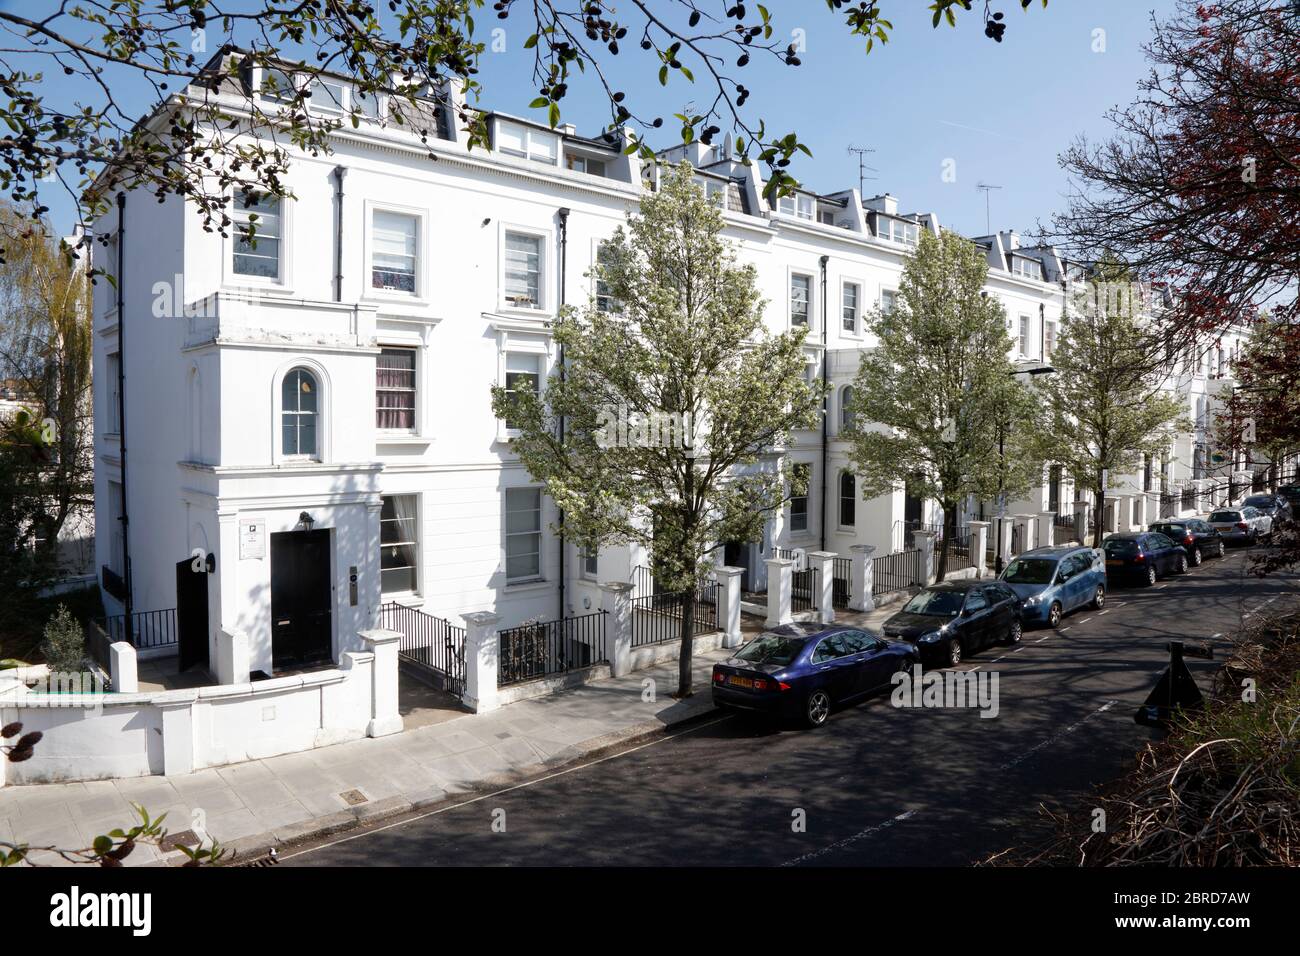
[25, 0, 1177, 239]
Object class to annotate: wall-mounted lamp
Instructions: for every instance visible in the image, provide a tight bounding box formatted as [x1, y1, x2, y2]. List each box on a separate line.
[298, 511, 315, 531]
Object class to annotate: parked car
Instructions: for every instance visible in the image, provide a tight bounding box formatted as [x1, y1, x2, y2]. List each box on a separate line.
[1102, 531, 1188, 586]
[711, 623, 917, 728]
[1148, 519, 1226, 565]
[1207, 506, 1272, 545]
[881, 579, 1022, 667]
[998, 546, 1106, 628]
[1242, 493, 1292, 525]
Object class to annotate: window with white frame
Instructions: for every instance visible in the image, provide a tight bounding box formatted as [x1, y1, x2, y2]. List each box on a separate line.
[840, 385, 855, 433]
[354, 88, 384, 120]
[505, 487, 543, 583]
[105, 352, 121, 433]
[376, 347, 416, 430]
[595, 241, 621, 314]
[778, 194, 815, 220]
[258, 67, 297, 106]
[790, 463, 810, 533]
[232, 191, 282, 279]
[842, 282, 860, 333]
[503, 352, 542, 429]
[580, 547, 598, 580]
[308, 76, 347, 114]
[566, 153, 606, 176]
[1044, 320, 1057, 358]
[1011, 256, 1043, 281]
[879, 217, 919, 246]
[496, 121, 558, 165]
[1018, 315, 1030, 355]
[380, 494, 419, 594]
[504, 232, 544, 309]
[839, 471, 856, 528]
[281, 367, 319, 458]
[790, 273, 812, 327]
[371, 210, 418, 293]
[880, 289, 898, 315]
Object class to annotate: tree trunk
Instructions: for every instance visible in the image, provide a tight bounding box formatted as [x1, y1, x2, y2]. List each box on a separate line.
[675, 586, 696, 699]
[935, 503, 956, 582]
[1092, 483, 1106, 548]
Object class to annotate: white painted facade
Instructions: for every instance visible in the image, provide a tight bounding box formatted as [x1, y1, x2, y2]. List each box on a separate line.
[90, 54, 1267, 679]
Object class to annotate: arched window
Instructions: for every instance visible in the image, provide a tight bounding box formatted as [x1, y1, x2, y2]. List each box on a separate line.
[839, 471, 856, 528]
[282, 367, 319, 457]
[840, 386, 856, 433]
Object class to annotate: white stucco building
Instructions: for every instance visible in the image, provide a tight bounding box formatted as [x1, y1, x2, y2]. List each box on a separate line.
[90, 50, 1271, 680]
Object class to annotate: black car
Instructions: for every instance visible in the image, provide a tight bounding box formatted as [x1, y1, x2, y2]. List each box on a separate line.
[1102, 531, 1187, 586]
[1148, 519, 1226, 566]
[881, 579, 1022, 668]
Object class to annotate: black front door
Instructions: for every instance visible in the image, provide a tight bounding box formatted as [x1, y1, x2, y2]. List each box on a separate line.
[723, 540, 751, 592]
[270, 529, 333, 669]
[176, 558, 210, 673]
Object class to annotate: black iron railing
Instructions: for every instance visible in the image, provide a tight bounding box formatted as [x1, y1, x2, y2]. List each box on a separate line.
[1053, 511, 1077, 543]
[379, 602, 467, 698]
[873, 549, 923, 597]
[791, 566, 820, 613]
[936, 532, 974, 575]
[631, 584, 720, 647]
[1159, 493, 1178, 519]
[832, 556, 852, 608]
[498, 610, 607, 687]
[103, 608, 177, 650]
[1182, 488, 1196, 512]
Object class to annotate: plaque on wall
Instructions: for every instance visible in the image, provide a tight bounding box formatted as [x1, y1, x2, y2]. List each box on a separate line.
[239, 518, 265, 559]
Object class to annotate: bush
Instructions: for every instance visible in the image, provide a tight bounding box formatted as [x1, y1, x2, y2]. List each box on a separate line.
[38, 604, 87, 673]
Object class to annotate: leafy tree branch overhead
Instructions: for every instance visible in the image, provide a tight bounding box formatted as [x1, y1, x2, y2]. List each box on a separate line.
[0, 0, 1047, 256]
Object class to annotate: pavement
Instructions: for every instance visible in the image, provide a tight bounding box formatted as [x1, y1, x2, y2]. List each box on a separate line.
[275, 544, 1298, 867]
[0, 598, 905, 866]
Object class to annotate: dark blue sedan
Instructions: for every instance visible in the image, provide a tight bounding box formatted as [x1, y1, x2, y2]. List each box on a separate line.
[711, 622, 917, 728]
[1102, 531, 1188, 586]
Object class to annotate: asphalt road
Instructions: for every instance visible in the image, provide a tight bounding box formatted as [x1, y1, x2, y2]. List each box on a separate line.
[283, 543, 1297, 867]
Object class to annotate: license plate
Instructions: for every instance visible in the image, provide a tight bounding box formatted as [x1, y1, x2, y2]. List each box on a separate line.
[1106, 560, 1123, 567]
[726, 675, 753, 688]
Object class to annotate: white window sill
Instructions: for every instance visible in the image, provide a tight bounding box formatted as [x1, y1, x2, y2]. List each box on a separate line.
[381, 592, 423, 607]
[504, 578, 549, 593]
[376, 433, 433, 446]
[498, 303, 552, 319]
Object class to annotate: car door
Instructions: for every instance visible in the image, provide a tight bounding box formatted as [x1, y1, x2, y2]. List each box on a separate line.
[809, 633, 857, 703]
[961, 588, 992, 651]
[1152, 533, 1180, 572]
[983, 585, 1014, 640]
[839, 629, 891, 696]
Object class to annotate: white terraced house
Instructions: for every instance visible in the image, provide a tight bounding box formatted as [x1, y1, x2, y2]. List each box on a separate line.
[88, 51, 1269, 697]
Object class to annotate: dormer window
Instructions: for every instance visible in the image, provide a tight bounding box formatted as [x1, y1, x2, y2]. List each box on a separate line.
[259, 67, 298, 106]
[1011, 256, 1044, 281]
[497, 120, 558, 165]
[778, 194, 815, 220]
[308, 77, 348, 114]
[566, 153, 606, 177]
[879, 216, 918, 246]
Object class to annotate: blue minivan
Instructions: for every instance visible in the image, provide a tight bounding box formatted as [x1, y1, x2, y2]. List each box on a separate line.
[997, 546, 1107, 628]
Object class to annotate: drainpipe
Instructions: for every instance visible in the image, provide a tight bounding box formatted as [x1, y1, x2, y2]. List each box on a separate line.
[332, 166, 346, 302]
[556, 207, 570, 620]
[819, 254, 829, 552]
[115, 192, 134, 642]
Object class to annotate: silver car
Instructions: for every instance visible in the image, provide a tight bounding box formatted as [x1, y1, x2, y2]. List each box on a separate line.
[1207, 506, 1272, 545]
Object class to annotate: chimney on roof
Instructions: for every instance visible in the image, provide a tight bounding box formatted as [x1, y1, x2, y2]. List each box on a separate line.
[863, 194, 898, 216]
[559, 123, 577, 136]
[999, 230, 1020, 251]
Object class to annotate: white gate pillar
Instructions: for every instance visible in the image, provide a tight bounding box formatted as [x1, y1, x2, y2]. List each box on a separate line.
[600, 582, 634, 677]
[715, 566, 744, 648]
[1037, 511, 1055, 549]
[765, 558, 794, 628]
[358, 628, 403, 737]
[968, 522, 989, 576]
[848, 545, 875, 612]
[461, 611, 501, 714]
[911, 530, 937, 584]
[806, 551, 836, 625]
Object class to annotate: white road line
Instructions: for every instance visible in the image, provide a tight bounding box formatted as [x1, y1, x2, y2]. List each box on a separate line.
[783, 810, 918, 866]
[1034, 636, 1050, 643]
[996, 700, 1119, 773]
[277, 711, 734, 861]
[1097, 609, 1111, 616]
[1077, 617, 1092, 625]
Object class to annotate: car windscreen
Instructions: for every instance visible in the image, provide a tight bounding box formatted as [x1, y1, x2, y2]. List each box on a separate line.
[1002, 558, 1056, 585]
[1103, 538, 1138, 554]
[734, 634, 806, 666]
[1243, 497, 1272, 508]
[1209, 511, 1240, 522]
[1152, 524, 1184, 537]
[901, 589, 964, 616]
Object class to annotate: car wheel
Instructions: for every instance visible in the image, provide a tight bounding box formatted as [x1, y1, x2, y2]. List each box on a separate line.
[1047, 601, 1063, 629]
[947, 637, 963, 667]
[1218, 541, 1226, 557]
[1191, 547, 1202, 567]
[1005, 618, 1023, 646]
[1145, 565, 1158, 586]
[1175, 553, 1188, 574]
[1092, 585, 1106, 609]
[804, 690, 831, 728]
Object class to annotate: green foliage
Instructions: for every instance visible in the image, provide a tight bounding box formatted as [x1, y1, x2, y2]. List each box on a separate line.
[492, 163, 820, 693]
[1031, 276, 1190, 545]
[845, 228, 1038, 554]
[38, 603, 87, 674]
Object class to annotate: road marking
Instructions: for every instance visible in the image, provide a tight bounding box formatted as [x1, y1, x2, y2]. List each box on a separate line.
[996, 700, 1119, 773]
[277, 711, 735, 861]
[1077, 617, 1092, 625]
[1034, 636, 1050, 643]
[783, 810, 918, 866]
[1097, 609, 1111, 616]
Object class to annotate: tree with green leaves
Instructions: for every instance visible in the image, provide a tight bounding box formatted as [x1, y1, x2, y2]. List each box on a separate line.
[491, 162, 820, 698]
[844, 227, 1038, 579]
[0, 0, 1047, 254]
[1031, 274, 1190, 547]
